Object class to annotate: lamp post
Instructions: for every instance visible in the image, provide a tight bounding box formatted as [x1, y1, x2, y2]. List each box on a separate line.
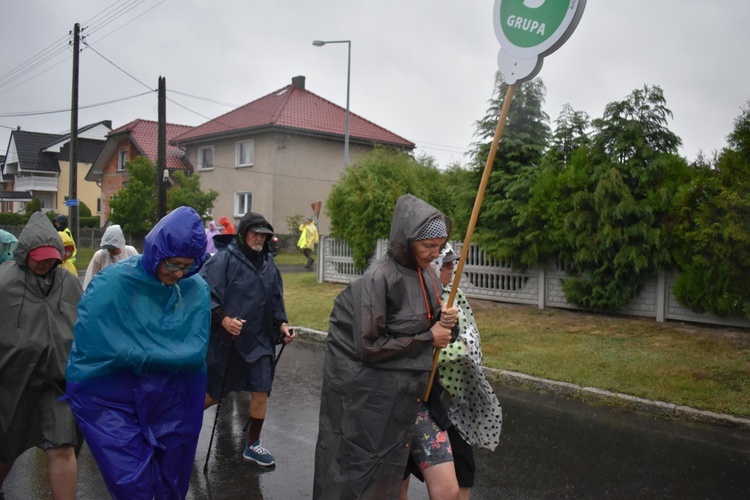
[312, 39, 351, 166]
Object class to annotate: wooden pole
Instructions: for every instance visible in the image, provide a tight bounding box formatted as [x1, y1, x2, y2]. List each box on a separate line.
[424, 84, 516, 401]
[69, 23, 80, 243]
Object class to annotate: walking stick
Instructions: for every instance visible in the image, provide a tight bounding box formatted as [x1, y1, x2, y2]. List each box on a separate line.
[424, 84, 516, 401]
[203, 338, 235, 474]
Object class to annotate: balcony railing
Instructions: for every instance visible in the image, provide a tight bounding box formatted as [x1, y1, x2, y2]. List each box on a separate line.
[14, 175, 58, 192]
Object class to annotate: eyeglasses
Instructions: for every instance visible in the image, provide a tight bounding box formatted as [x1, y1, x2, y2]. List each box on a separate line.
[164, 261, 198, 274]
[442, 261, 455, 269]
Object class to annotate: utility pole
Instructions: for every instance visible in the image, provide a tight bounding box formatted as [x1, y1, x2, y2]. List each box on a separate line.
[69, 23, 80, 242]
[157, 76, 167, 220]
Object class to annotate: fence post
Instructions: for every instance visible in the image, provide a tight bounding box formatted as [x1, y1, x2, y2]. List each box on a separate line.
[316, 235, 325, 284]
[538, 264, 546, 310]
[656, 269, 666, 323]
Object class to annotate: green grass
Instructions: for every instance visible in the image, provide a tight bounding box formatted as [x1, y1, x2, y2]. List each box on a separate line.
[274, 250, 307, 266]
[75, 247, 95, 271]
[282, 275, 750, 418]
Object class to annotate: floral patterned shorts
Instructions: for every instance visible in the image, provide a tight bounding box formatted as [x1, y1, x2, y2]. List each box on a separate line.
[410, 407, 453, 470]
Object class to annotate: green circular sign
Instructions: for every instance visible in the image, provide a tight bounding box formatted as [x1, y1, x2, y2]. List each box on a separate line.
[493, 0, 586, 84]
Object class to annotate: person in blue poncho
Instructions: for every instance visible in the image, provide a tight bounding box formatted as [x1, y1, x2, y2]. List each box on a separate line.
[64, 206, 211, 500]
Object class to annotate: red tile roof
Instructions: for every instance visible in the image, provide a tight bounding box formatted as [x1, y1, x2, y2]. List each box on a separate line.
[172, 78, 414, 148]
[109, 119, 193, 170]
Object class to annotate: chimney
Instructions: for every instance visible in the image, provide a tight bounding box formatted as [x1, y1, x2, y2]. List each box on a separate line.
[292, 75, 306, 90]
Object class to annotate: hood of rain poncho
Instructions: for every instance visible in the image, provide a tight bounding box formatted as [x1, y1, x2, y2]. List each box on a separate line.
[140, 206, 208, 278]
[218, 215, 235, 234]
[313, 194, 452, 499]
[58, 230, 77, 275]
[236, 211, 275, 254]
[0, 228, 17, 264]
[53, 214, 68, 231]
[388, 193, 452, 270]
[64, 206, 211, 499]
[99, 224, 126, 249]
[14, 213, 65, 267]
[0, 212, 82, 430]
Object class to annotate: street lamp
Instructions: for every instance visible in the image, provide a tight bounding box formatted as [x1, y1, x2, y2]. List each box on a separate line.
[312, 39, 351, 166]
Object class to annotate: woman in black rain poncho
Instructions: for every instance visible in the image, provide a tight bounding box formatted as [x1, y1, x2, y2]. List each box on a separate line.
[313, 194, 459, 499]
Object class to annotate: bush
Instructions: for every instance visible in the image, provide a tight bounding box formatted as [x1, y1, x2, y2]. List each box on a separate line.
[79, 200, 92, 218]
[0, 213, 23, 226]
[80, 216, 100, 228]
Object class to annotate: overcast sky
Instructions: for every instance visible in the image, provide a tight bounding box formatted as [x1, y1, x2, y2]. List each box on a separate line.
[2, 1, 749, 169]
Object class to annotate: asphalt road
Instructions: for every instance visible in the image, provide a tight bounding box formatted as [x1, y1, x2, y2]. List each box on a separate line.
[4, 339, 750, 499]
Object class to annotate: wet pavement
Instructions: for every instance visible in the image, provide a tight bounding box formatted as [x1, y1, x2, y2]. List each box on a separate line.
[4, 339, 750, 499]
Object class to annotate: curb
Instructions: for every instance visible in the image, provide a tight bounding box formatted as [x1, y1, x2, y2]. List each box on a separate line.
[290, 326, 750, 433]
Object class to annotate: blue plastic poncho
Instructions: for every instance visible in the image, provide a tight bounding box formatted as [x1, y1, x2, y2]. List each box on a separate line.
[0, 228, 17, 264]
[65, 206, 210, 499]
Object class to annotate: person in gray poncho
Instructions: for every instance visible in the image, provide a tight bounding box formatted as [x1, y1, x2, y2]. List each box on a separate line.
[0, 212, 83, 499]
[313, 194, 459, 499]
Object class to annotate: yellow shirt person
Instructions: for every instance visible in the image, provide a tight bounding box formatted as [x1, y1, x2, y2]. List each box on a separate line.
[297, 218, 319, 270]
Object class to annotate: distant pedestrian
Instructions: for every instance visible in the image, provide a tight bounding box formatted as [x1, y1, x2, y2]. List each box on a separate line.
[297, 217, 319, 269]
[200, 211, 295, 467]
[58, 230, 78, 276]
[0, 228, 18, 265]
[65, 206, 211, 499]
[0, 212, 83, 500]
[82, 224, 138, 289]
[53, 215, 76, 265]
[205, 220, 221, 254]
[218, 215, 236, 235]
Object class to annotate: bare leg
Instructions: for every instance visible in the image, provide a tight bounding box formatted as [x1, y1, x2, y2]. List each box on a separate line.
[399, 476, 411, 500]
[47, 446, 77, 500]
[458, 486, 471, 500]
[422, 461, 460, 500]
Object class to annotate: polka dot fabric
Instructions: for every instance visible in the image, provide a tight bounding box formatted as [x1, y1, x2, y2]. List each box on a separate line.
[438, 288, 502, 451]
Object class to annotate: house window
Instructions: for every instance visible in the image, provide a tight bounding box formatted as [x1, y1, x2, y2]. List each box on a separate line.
[236, 140, 254, 168]
[234, 192, 252, 217]
[198, 146, 214, 170]
[96, 198, 101, 214]
[117, 150, 127, 171]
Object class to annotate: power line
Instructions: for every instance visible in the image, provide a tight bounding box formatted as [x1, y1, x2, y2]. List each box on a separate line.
[0, 91, 154, 117]
[82, 40, 154, 91]
[0, 1, 159, 96]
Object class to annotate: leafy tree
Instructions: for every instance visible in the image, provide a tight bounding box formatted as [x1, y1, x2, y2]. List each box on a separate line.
[109, 157, 158, 236]
[555, 85, 690, 310]
[672, 103, 750, 317]
[326, 146, 454, 269]
[546, 103, 590, 166]
[463, 73, 551, 266]
[78, 200, 92, 217]
[167, 171, 218, 219]
[24, 197, 42, 216]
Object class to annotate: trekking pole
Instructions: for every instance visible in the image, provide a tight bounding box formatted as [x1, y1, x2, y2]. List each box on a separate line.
[242, 330, 291, 432]
[203, 337, 235, 474]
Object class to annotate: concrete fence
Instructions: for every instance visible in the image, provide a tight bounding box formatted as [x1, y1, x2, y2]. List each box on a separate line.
[317, 236, 750, 329]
